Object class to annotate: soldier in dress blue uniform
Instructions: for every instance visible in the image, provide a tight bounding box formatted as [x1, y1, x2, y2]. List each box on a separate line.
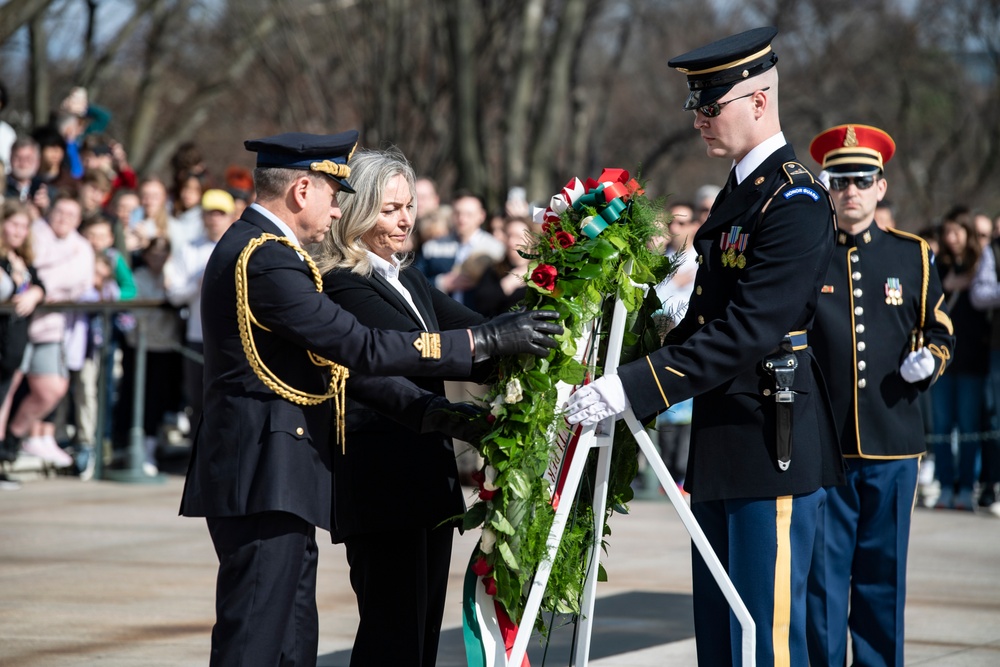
[805, 124, 954, 667]
[179, 130, 562, 667]
[566, 27, 844, 666]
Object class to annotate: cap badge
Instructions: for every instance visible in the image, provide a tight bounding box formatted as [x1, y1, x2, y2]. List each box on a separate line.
[844, 126, 859, 148]
[742, 69, 749, 78]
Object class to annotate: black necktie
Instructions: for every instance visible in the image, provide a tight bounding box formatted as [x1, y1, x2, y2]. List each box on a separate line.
[710, 169, 738, 216]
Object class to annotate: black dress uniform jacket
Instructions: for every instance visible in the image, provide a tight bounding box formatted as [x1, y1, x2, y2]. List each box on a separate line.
[322, 266, 488, 541]
[619, 144, 844, 501]
[179, 207, 474, 531]
[811, 224, 954, 458]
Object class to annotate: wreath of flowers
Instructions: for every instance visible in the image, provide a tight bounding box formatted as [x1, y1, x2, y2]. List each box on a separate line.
[463, 168, 676, 630]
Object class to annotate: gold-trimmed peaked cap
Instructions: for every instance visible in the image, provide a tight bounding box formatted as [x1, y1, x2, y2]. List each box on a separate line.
[244, 130, 359, 193]
[668, 26, 779, 111]
[809, 124, 896, 175]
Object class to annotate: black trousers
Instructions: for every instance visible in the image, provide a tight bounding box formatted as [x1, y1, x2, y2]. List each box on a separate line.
[345, 523, 454, 667]
[207, 512, 319, 667]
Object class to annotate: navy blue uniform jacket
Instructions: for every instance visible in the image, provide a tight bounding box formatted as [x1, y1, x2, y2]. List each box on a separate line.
[812, 224, 954, 458]
[179, 207, 474, 531]
[323, 266, 488, 542]
[619, 145, 845, 501]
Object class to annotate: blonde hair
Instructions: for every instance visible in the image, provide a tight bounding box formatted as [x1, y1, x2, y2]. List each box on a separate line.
[1, 199, 35, 265]
[314, 147, 416, 276]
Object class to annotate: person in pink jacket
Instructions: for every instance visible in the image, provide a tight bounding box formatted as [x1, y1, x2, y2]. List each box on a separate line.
[6, 193, 94, 468]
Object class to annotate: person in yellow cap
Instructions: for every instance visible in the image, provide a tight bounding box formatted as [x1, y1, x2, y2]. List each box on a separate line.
[566, 26, 843, 667]
[805, 124, 954, 667]
[179, 131, 563, 667]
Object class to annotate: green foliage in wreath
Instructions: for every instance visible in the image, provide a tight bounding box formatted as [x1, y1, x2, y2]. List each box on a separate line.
[463, 171, 679, 630]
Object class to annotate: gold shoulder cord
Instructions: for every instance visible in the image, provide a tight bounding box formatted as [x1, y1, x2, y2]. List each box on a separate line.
[235, 233, 350, 451]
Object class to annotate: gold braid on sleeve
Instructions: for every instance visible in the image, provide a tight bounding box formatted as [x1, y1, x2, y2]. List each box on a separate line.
[235, 233, 350, 451]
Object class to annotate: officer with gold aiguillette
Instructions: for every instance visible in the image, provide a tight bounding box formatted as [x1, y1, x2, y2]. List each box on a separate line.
[180, 130, 562, 667]
[805, 124, 954, 667]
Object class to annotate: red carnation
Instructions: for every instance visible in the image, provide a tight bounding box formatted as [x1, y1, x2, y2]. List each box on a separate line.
[483, 576, 497, 596]
[530, 264, 558, 292]
[479, 487, 497, 501]
[554, 231, 576, 248]
[486, 414, 496, 424]
[471, 556, 492, 577]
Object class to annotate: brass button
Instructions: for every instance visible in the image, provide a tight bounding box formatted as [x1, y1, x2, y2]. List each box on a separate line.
[853, 288, 863, 298]
[854, 306, 864, 316]
[856, 324, 865, 334]
[697, 254, 704, 264]
[296, 427, 304, 436]
[697, 315, 705, 324]
[858, 342, 866, 352]
[851, 254, 860, 263]
[696, 286, 703, 295]
[763, 388, 772, 396]
[852, 271, 861, 280]
[858, 378, 867, 389]
[858, 360, 866, 371]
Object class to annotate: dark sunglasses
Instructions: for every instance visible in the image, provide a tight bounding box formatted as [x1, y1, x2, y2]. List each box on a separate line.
[828, 175, 878, 191]
[695, 87, 770, 118]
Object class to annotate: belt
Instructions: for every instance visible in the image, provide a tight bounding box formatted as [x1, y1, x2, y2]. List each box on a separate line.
[783, 331, 808, 351]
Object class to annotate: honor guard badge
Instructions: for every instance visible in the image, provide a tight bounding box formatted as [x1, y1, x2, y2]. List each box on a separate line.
[413, 332, 442, 359]
[885, 277, 903, 305]
[720, 226, 750, 268]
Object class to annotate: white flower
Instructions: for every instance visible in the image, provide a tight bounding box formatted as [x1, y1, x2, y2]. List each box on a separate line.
[490, 395, 504, 417]
[483, 465, 499, 491]
[503, 378, 523, 404]
[480, 527, 496, 554]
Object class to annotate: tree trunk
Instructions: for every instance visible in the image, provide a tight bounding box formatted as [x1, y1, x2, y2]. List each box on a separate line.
[444, 0, 486, 194]
[504, 0, 545, 192]
[28, 12, 50, 128]
[526, 0, 588, 201]
[0, 0, 54, 45]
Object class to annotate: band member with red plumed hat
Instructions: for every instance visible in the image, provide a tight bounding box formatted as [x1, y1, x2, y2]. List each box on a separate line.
[806, 124, 954, 667]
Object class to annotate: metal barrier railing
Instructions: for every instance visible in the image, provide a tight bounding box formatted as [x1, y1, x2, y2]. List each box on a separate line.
[0, 299, 197, 484]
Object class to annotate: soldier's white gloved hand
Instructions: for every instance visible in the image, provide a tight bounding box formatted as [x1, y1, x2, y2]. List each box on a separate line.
[565, 375, 630, 426]
[900, 347, 936, 383]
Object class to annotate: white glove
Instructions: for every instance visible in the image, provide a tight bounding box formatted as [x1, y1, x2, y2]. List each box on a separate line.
[900, 347, 936, 383]
[564, 375, 630, 426]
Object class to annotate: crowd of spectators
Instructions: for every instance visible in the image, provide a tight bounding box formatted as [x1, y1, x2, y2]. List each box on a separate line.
[0, 80, 999, 518]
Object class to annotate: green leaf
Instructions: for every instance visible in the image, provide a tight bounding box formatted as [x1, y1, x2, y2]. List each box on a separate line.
[598, 562, 608, 582]
[498, 540, 520, 572]
[575, 263, 605, 280]
[462, 501, 489, 530]
[590, 238, 619, 260]
[491, 512, 516, 535]
[505, 468, 532, 499]
[555, 359, 587, 385]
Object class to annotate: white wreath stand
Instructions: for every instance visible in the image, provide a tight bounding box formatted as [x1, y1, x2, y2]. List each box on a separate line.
[506, 282, 757, 667]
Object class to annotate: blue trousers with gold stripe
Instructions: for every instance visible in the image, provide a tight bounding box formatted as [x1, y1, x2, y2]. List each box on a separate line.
[806, 458, 918, 667]
[691, 490, 823, 667]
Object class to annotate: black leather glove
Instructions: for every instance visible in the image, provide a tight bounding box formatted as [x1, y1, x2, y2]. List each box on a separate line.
[469, 310, 563, 362]
[420, 396, 491, 445]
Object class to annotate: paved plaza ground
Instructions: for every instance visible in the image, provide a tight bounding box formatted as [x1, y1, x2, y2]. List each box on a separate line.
[1, 470, 999, 666]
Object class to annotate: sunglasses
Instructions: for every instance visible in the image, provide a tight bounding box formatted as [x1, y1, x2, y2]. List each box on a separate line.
[828, 175, 878, 191]
[695, 87, 770, 118]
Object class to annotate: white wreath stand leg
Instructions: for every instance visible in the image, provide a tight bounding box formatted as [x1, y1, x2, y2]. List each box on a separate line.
[507, 276, 756, 667]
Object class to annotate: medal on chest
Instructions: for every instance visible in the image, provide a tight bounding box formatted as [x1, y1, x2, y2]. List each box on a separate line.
[720, 226, 750, 269]
[885, 277, 903, 305]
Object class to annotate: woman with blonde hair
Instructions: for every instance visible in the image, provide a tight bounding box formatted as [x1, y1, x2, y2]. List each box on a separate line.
[316, 147, 495, 667]
[0, 200, 46, 480]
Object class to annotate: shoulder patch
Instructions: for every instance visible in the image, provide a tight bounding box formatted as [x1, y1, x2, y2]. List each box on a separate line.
[783, 186, 821, 201]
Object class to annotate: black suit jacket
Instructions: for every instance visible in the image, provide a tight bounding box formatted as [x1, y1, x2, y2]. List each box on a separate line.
[619, 144, 844, 501]
[323, 265, 488, 542]
[179, 207, 474, 531]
